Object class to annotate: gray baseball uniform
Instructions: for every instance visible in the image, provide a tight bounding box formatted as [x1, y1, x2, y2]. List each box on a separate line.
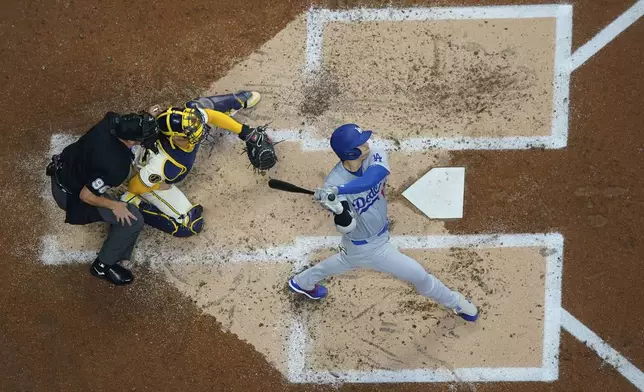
[292, 149, 460, 309]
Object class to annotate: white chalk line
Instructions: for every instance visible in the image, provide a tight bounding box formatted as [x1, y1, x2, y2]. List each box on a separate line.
[305, 5, 573, 149]
[46, 132, 562, 170]
[287, 316, 309, 383]
[570, 1, 644, 71]
[551, 5, 573, 149]
[284, 233, 641, 387]
[41, 233, 563, 265]
[296, 367, 549, 384]
[276, 233, 564, 384]
[39, 231, 566, 383]
[561, 310, 644, 390]
[542, 234, 564, 381]
[543, 4, 643, 386]
[270, 130, 564, 151]
[306, 5, 568, 73]
[39, 231, 565, 383]
[40, 235, 96, 265]
[39, 220, 644, 386]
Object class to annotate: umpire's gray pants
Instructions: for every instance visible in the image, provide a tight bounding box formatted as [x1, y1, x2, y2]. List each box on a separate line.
[51, 177, 144, 266]
[293, 232, 460, 308]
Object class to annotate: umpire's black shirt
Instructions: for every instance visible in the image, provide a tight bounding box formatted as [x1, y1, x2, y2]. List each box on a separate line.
[57, 112, 134, 224]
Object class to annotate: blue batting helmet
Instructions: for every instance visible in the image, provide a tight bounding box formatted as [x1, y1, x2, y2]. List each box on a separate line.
[330, 123, 372, 161]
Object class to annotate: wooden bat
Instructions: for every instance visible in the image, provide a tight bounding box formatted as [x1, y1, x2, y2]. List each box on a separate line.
[268, 179, 336, 200]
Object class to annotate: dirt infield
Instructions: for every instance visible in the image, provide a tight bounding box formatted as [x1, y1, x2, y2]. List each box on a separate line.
[0, 0, 642, 391]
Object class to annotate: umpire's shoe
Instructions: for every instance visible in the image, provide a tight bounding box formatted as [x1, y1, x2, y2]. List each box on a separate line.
[90, 259, 133, 285]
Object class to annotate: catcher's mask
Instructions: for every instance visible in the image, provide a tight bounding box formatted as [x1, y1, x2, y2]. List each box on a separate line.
[111, 112, 160, 153]
[156, 106, 207, 150]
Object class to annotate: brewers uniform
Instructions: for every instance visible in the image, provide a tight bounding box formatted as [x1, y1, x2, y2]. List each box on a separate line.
[288, 123, 478, 322]
[120, 91, 265, 237]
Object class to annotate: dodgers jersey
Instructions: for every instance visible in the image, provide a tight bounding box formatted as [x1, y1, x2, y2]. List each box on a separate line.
[324, 149, 390, 241]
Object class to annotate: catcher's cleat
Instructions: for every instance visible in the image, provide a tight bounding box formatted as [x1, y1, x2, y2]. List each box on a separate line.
[288, 279, 327, 300]
[229, 91, 261, 116]
[452, 292, 478, 322]
[185, 91, 262, 117]
[90, 259, 134, 286]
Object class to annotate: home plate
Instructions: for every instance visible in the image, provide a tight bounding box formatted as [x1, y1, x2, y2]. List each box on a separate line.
[402, 167, 465, 219]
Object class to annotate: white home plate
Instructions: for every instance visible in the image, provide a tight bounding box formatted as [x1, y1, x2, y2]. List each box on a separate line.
[402, 167, 465, 219]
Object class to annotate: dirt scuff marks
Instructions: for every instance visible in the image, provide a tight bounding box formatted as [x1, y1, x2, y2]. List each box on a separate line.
[299, 67, 342, 118]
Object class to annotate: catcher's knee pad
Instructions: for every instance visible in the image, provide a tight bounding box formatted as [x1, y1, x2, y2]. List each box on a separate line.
[139, 201, 204, 238]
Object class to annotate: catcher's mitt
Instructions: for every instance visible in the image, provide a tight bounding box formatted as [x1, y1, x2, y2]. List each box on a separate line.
[243, 126, 277, 171]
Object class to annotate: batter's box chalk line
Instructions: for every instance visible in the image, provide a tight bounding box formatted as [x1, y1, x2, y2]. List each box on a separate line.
[561, 310, 644, 390]
[278, 234, 641, 388]
[302, 4, 572, 150]
[282, 232, 563, 384]
[40, 223, 644, 386]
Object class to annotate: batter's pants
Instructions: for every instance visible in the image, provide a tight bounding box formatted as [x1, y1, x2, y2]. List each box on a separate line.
[292, 232, 460, 308]
[51, 177, 144, 266]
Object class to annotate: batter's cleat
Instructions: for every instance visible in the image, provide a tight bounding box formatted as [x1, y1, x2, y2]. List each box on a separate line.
[288, 279, 327, 300]
[452, 293, 478, 322]
[90, 259, 134, 286]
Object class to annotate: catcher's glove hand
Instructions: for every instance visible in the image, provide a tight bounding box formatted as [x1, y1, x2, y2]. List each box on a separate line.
[242, 126, 277, 171]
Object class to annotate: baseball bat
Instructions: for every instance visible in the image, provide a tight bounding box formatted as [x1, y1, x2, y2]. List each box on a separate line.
[268, 179, 336, 200]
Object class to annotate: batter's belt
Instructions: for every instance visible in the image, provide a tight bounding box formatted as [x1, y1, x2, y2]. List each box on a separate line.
[350, 220, 389, 245]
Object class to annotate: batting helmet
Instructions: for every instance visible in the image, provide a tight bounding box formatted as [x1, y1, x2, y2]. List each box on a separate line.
[330, 123, 372, 161]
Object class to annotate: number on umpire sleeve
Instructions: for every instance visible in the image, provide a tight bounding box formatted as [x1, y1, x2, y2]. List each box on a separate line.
[91, 178, 110, 194]
[92, 178, 104, 190]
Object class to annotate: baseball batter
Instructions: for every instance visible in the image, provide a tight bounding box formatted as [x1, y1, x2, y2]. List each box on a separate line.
[288, 123, 478, 322]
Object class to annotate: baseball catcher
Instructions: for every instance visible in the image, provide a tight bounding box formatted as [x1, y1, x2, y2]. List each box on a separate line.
[120, 91, 276, 237]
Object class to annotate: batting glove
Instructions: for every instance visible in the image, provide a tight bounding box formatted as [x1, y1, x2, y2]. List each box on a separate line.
[314, 186, 338, 201]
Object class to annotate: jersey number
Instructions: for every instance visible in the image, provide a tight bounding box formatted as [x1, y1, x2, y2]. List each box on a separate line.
[92, 178, 104, 190]
[92, 178, 110, 194]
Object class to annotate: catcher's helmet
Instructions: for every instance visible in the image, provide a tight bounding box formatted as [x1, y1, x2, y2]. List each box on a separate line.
[330, 123, 372, 161]
[156, 106, 207, 148]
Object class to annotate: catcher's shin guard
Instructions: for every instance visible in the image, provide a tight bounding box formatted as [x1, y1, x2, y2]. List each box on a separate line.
[186, 91, 261, 116]
[139, 201, 204, 237]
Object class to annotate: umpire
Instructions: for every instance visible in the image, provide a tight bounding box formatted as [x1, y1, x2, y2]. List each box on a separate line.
[47, 111, 159, 285]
